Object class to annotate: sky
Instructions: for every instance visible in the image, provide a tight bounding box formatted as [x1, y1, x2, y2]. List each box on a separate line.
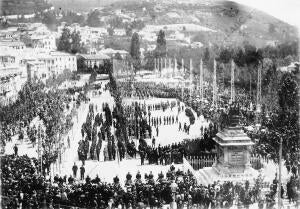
[233, 0, 300, 29]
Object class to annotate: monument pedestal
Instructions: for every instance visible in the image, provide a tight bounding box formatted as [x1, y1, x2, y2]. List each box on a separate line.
[212, 125, 255, 178]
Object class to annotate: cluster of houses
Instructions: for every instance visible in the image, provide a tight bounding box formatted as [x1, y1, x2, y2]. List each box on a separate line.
[0, 23, 133, 106]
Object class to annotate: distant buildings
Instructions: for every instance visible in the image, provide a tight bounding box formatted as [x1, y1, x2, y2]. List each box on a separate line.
[49, 51, 77, 73]
[77, 53, 110, 73]
[22, 34, 56, 50]
[100, 48, 129, 59]
[0, 40, 26, 50]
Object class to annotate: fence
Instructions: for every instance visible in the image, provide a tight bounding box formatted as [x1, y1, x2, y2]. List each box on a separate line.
[185, 155, 217, 170]
[186, 154, 271, 171]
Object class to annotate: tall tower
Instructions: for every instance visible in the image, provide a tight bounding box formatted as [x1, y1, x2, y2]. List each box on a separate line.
[213, 59, 217, 107]
[230, 59, 235, 104]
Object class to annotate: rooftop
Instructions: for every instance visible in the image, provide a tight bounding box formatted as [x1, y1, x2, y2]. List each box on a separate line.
[78, 53, 110, 60]
[0, 40, 25, 47]
[50, 51, 75, 57]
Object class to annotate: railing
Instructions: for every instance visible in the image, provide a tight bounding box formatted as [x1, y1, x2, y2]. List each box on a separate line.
[186, 154, 271, 171]
[185, 155, 217, 170]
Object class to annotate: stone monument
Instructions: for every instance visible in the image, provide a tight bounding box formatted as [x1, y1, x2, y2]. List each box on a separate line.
[196, 104, 258, 186]
[212, 104, 255, 178]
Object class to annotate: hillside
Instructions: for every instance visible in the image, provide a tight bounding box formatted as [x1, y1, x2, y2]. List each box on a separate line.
[49, 0, 297, 47]
[0, 0, 51, 16]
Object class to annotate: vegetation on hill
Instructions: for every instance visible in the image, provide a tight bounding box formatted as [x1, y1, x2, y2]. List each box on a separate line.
[0, 0, 51, 16]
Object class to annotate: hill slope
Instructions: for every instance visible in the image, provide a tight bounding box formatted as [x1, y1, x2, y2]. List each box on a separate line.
[0, 0, 51, 16]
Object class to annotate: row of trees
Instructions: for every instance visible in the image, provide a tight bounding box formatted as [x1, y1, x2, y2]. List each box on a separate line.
[57, 27, 87, 54]
[253, 68, 299, 167]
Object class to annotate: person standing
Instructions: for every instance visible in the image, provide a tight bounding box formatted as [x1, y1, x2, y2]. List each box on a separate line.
[156, 126, 159, 137]
[152, 137, 156, 148]
[13, 144, 18, 156]
[80, 164, 85, 180]
[72, 162, 78, 178]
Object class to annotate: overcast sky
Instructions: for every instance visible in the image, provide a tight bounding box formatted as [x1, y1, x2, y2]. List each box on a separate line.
[233, 0, 300, 29]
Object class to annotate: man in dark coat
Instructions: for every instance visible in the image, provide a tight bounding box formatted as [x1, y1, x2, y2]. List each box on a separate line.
[13, 144, 18, 156]
[72, 162, 78, 178]
[80, 164, 85, 180]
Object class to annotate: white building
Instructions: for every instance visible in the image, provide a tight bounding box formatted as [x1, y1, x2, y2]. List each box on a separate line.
[29, 34, 56, 50]
[100, 48, 129, 59]
[27, 61, 48, 82]
[0, 40, 26, 50]
[50, 51, 77, 73]
[0, 64, 26, 106]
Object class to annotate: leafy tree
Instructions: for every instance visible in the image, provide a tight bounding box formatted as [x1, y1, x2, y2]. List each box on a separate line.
[130, 32, 141, 60]
[57, 27, 72, 52]
[57, 28, 86, 54]
[70, 30, 82, 54]
[155, 30, 167, 57]
[114, 52, 123, 60]
[130, 32, 141, 72]
[107, 27, 115, 36]
[244, 44, 262, 67]
[203, 47, 210, 64]
[61, 11, 84, 25]
[131, 19, 145, 30]
[233, 47, 245, 67]
[86, 9, 103, 27]
[283, 55, 293, 66]
[278, 72, 298, 112]
[125, 23, 133, 37]
[108, 16, 124, 28]
[42, 11, 57, 30]
[217, 47, 233, 64]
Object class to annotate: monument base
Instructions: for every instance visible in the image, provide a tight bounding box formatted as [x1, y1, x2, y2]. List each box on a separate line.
[197, 166, 259, 186]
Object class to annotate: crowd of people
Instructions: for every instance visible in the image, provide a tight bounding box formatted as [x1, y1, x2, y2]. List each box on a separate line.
[3, 153, 300, 209]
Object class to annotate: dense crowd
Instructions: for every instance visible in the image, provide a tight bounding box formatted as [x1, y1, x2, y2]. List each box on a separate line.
[3, 154, 300, 209]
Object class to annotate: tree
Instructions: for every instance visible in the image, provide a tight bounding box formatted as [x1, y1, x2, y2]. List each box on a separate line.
[233, 47, 245, 67]
[283, 55, 293, 66]
[130, 32, 141, 72]
[71, 31, 82, 54]
[57, 27, 72, 52]
[86, 10, 103, 27]
[114, 52, 123, 60]
[107, 27, 115, 36]
[108, 16, 124, 29]
[42, 11, 57, 30]
[125, 23, 133, 37]
[244, 44, 262, 67]
[203, 47, 210, 64]
[156, 30, 167, 57]
[278, 72, 298, 112]
[58, 28, 86, 54]
[217, 47, 233, 64]
[130, 32, 141, 60]
[61, 11, 84, 25]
